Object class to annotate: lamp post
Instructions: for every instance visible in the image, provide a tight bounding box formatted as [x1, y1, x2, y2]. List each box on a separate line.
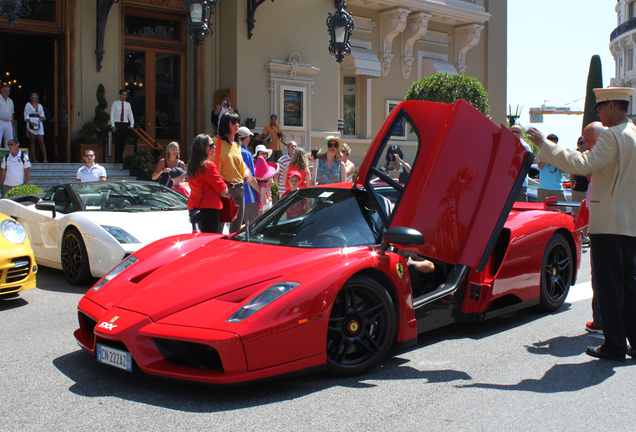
[181, 0, 216, 45]
[0, 0, 30, 26]
[326, 0, 354, 63]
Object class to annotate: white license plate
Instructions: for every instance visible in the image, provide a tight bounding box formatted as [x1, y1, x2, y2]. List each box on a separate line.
[96, 344, 132, 372]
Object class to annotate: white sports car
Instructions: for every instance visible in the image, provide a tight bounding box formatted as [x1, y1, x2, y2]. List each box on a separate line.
[0, 181, 192, 285]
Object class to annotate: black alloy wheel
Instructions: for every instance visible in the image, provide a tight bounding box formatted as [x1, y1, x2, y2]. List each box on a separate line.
[61, 227, 92, 286]
[539, 233, 573, 312]
[326, 275, 396, 376]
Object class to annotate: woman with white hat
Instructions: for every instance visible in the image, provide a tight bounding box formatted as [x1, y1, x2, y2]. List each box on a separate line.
[312, 136, 346, 185]
[252, 144, 273, 161]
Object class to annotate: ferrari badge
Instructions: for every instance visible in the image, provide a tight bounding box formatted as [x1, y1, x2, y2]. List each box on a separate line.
[396, 263, 404, 279]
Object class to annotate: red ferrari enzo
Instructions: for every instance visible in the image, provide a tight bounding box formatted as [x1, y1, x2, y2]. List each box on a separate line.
[74, 100, 587, 384]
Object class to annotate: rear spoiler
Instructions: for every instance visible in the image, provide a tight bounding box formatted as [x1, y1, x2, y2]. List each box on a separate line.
[512, 197, 589, 231]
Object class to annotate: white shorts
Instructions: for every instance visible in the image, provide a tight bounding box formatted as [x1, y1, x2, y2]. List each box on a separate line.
[0, 120, 13, 147]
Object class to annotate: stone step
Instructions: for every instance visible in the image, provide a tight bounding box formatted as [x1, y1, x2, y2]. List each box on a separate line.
[33, 175, 138, 183]
[29, 163, 126, 170]
[29, 169, 134, 177]
[23, 162, 140, 191]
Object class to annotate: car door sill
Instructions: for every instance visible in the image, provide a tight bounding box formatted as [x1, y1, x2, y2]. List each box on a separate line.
[413, 265, 468, 309]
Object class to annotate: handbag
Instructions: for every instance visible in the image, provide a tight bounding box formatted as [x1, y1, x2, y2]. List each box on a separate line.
[219, 195, 239, 223]
[215, 136, 239, 223]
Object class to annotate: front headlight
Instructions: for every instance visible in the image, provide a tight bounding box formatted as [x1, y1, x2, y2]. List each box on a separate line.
[101, 225, 140, 244]
[92, 255, 139, 291]
[227, 282, 299, 323]
[1, 219, 26, 244]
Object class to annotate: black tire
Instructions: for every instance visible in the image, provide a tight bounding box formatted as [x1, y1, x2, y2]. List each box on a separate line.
[326, 275, 396, 377]
[539, 233, 573, 312]
[61, 227, 92, 286]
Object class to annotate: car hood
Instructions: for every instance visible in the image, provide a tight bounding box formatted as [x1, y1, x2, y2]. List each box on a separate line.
[109, 238, 343, 321]
[78, 210, 192, 244]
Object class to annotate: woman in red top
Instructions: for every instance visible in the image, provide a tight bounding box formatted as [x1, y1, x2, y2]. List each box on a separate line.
[282, 147, 311, 191]
[186, 134, 228, 233]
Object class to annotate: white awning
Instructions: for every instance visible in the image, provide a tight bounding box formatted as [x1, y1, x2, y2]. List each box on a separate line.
[341, 47, 382, 78]
[421, 58, 457, 76]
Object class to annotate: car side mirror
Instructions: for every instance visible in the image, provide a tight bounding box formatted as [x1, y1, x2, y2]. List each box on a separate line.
[35, 200, 56, 218]
[379, 226, 424, 252]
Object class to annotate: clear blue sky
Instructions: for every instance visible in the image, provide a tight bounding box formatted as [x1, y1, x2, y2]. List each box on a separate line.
[508, 1, 617, 149]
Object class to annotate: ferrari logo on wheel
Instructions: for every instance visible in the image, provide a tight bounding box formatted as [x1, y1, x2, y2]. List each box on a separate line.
[348, 321, 359, 333]
[396, 263, 404, 279]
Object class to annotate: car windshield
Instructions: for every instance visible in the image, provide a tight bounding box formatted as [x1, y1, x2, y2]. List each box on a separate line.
[233, 188, 385, 247]
[68, 182, 187, 211]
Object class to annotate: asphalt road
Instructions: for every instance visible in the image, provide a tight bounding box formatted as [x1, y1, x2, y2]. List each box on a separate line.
[2, 247, 634, 432]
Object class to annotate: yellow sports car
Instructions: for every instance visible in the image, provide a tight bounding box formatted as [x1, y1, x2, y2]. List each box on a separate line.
[0, 213, 37, 298]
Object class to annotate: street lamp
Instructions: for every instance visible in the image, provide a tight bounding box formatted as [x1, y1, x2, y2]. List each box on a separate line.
[326, 0, 354, 63]
[181, 0, 216, 45]
[0, 0, 30, 26]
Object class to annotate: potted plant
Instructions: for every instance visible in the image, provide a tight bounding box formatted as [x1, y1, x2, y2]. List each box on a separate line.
[70, 121, 101, 163]
[70, 84, 110, 163]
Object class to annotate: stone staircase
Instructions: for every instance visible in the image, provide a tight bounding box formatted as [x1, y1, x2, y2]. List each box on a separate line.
[28, 163, 139, 190]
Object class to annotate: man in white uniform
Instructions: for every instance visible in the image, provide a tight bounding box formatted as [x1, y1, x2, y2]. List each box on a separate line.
[110, 89, 134, 163]
[0, 84, 15, 148]
[0, 140, 31, 197]
[528, 87, 636, 362]
[76, 149, 107, 182]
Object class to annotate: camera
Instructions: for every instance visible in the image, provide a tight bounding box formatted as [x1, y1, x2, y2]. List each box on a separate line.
[391, 154, 397, 162]
[277, 132, 284, 139]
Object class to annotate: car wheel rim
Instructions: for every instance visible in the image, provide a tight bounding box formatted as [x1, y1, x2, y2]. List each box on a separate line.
[543, 242, 570, 302]
[327, 284, 390, 370]
[62, 234, 82, 280]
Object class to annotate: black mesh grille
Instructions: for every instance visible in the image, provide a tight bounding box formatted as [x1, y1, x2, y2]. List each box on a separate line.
[81, 313, 98, 335]
[6, 257, 31, 283]
[153, 338, 224, 371]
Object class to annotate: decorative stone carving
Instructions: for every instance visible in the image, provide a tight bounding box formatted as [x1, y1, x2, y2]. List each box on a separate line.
[401, 12, 431, 79]
[454, 23, 484, 75]
[380, 54, 394, 78]
[401, 57, 415, 80]
[379, 7, 410, 77]
[288, 53, 301, 78]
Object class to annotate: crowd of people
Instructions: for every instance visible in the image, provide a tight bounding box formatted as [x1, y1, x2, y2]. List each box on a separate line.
[181, 109, 357, 234]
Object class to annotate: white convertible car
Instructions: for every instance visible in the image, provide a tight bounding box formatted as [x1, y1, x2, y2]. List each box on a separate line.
[0, 181, 193, 285]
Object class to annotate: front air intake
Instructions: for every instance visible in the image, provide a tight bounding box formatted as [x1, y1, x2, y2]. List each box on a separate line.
[153, 338, 224, 371]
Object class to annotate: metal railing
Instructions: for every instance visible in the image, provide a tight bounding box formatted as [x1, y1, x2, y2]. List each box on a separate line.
[100, 127, 162, 163]
[610, 17, 636, 42]
[130, 127, 163, 161]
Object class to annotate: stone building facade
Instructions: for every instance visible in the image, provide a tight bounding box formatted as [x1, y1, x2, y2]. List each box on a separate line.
[0, 0, 507, 166]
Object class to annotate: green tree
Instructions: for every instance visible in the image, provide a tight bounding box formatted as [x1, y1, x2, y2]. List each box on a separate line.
[405, 73, 490, 116]
[94, 83, 110, 131]
[582, 55, 603, 133]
